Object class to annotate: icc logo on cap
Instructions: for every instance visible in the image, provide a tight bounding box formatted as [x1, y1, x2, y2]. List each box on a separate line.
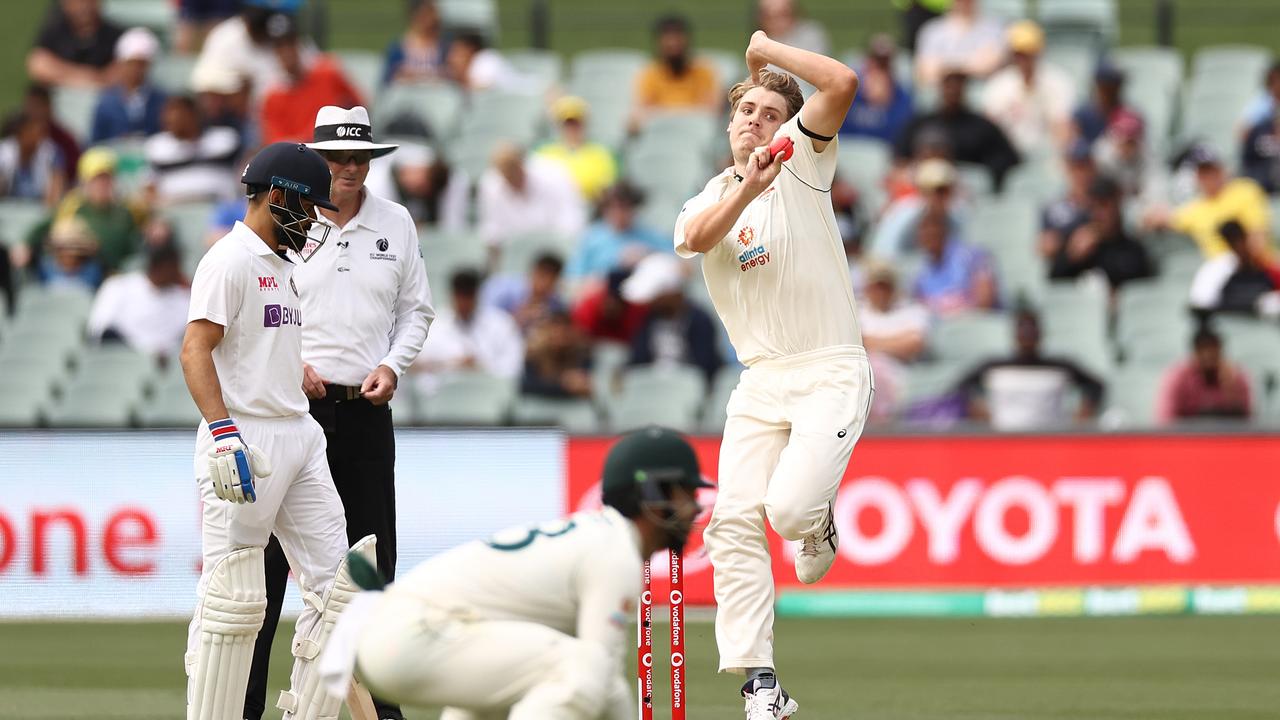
[336, 127, 347, 137]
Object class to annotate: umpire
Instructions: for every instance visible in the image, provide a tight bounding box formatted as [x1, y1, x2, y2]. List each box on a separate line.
[245, 105, 434, 720]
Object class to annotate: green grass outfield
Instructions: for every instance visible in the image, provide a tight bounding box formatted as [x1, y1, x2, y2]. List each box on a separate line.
[1, 615, 1277, 719]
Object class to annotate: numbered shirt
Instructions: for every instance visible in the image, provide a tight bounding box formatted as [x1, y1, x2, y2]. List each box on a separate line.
[673, 114, 863, 366]
[291, 189, 435, 386]
[188, 221, 307, 418]
[394, 506, 643, 661]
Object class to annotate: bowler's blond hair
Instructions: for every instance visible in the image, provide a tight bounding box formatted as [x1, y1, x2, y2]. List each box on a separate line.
[728, 70, 804, 120]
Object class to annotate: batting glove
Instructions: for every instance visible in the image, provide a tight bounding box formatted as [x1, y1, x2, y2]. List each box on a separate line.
[207, 418, 272, 504]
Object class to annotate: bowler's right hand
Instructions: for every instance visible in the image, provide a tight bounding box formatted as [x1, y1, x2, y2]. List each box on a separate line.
[739, 144, 784, 200]
[207, 419, 272, 504]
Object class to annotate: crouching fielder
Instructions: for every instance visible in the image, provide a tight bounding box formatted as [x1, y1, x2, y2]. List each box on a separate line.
[674, 32, 873, 718]
[319, 427, 708, 720]
[181, 142, 373, 720]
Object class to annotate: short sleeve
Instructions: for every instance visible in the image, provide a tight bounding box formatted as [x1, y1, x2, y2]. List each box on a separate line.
[187, 248, 244, 327]
[779, 114, 838, 191]
[672, 185, 722, 258]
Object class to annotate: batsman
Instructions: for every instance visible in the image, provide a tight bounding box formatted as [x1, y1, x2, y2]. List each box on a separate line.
[180, 142, 377, 720]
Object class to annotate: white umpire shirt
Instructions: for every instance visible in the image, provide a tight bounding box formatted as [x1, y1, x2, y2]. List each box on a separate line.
[188, 221, 308, 418]
[292, 188, 435, 387]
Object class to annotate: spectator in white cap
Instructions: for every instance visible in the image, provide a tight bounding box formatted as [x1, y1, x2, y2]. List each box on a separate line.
[192, 60, 252, 139]
[623, 253, 723, 383]
[91, 27, 167, 143]
[244, 102, 432, 720]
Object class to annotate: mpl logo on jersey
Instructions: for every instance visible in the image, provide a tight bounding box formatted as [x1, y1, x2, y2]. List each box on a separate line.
[257, 276, 279, 291]
[263, 304, 302, 328]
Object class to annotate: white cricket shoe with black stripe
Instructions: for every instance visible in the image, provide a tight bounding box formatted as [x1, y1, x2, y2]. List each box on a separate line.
[742, 675, 800, 719]
[794, 502, 838, 584]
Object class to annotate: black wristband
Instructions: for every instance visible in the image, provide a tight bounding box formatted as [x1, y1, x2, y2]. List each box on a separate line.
[796, 116, 834, 142]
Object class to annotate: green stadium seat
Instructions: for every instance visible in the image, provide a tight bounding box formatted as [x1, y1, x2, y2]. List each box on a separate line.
[388, 381, 419, 427]
[635, 112, 719, 156]
[979, 0, 1029, 22]
[507, 49, 564, 95]
[497, 231, 577, 275]
[900, 361, 967, 407]
[836, 139, 890, 201]
[1003, 160, 1067, 204]
[620, 363, 707, 405]
[0, 379, 48, 427]
[606, 393, 699, 434]
[103, 0, 174, 35]
[570, 49, 648, 87]
[1039, 0, 1117, 47]
[1105, 364, 1164, 428]
[1191, 45, 1272, 83]
[1125, 82, 1175, 149]
[445, 133, 504, 179]
[52, 87, 98, 144]
[150, 53, 197, 95]
[699, 49, 746, 88]
[45, 379, 139, 428]
[0, 199, 50, 247]
[421, 227, 487, 278]
[160, 202, 216, 274]
[467, 90, 548, 145]
[420, 372, 514, 425]
[439, 0, 498, 36]
[1042, 43, 1100, 98]
[591, 341, 631, 399]
[14, 285, 93, 324]
[955, 163, 993, 198]
[336, 49, 385, 104]
[379, 83, 465, 140]
[137, 383, 201, 428]
[1112, 46, 1183, 95]
[931, 312, 1012, 365]
[967, 198, 1043, 303]
[511, 396, 600, 432]
[624, 146, 709, 202]
[74, 346, 157, 394]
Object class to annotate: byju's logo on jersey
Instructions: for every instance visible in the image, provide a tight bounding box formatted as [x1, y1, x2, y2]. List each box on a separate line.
[263, 304, 302, 327]
[258, 276, 279, 291]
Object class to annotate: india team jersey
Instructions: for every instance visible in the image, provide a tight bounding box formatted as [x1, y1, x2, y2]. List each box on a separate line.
[674, 114, 863, 366]
[394, 506, 643, 657]
[188, 221, 308, 418]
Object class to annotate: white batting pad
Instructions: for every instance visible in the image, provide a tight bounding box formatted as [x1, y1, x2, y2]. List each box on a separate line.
[279, 534, 378, 720]
[187, 547, 268, 720]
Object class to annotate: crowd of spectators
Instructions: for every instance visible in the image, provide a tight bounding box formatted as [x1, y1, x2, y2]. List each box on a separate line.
[3, 0, 1279, 432]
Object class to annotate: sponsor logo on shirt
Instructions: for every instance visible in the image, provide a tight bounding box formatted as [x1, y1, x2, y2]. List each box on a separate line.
[736, 226, 770, 272]
[289, 276, 299, 297]
[263, 304, 302, 327]
[257, 276, 280, 291]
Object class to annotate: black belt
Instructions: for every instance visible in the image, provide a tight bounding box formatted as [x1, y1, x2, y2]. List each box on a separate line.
[322, 384, 364, 402]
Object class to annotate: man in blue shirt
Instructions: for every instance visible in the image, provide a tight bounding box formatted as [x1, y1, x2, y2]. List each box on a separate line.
[90, 28, 166, 143]
[566, 181, 670, 281]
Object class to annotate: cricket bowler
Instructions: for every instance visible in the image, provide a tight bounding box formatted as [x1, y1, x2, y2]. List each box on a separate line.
[673, 31, 874, 718]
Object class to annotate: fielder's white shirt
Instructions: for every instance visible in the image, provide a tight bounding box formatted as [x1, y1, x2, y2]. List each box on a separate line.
[394, 506, 642, 659]
[292, 189, 435, 386]
[674, 114, 863, 366]
[188, 221, 307, 418]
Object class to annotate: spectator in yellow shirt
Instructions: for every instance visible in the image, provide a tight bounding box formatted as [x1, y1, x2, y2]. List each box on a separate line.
[1147, 145, 1272, 259]
[535, 96, 618, 202]
[629, 14, 720, 132]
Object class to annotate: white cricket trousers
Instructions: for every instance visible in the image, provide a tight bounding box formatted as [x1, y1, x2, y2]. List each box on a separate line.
[705, 346, 873, 673]
[185, 414, 349, 686]
[355, 592, 631, 720]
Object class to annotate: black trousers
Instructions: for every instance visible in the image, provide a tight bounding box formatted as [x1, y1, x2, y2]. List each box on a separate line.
[244, 396, 401, 720]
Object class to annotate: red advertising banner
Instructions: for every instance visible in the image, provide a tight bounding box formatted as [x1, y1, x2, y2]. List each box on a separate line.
[567, 435, 1280, 605]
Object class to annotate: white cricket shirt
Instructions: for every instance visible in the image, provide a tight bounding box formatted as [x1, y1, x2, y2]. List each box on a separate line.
[674, 114, 863, 366]
[394, 506, 643, 660]
[291, 189, 435, 387]
[188, 221, 308, 418]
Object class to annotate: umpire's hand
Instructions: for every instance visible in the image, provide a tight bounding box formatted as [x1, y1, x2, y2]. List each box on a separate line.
[361, 364, 397, 405]
[302, 363, 328, 400]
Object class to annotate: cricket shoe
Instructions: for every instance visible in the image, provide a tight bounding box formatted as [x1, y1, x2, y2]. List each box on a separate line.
[794, 502, 838, 584]
[742, 674, 799, 719]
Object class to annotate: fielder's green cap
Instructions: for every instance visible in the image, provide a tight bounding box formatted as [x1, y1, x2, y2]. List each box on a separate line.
[602, 426, 711, 499]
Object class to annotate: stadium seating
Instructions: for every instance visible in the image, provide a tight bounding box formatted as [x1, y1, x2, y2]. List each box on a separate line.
[378, 83, 466, 140]
[511, 396, 600, 432]
[438, 0, 498, 37]
[103, 0, 174, 36]
[160, 202, 216, 275]
[0, 199, 50, 248]
[930, 312, 1013, 365]
[150, 54, 197, 95]
[337, 49, 386, 103]
[52, 87, 98, 144]
[507, 49, 564, 96]
[1191, 45, 1273, 84]
[1112, 46, 1184, 96]
[420, 372, 515, 425]
[1038, 0, 1117, 48]
[1106, 364, 1165, 427]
